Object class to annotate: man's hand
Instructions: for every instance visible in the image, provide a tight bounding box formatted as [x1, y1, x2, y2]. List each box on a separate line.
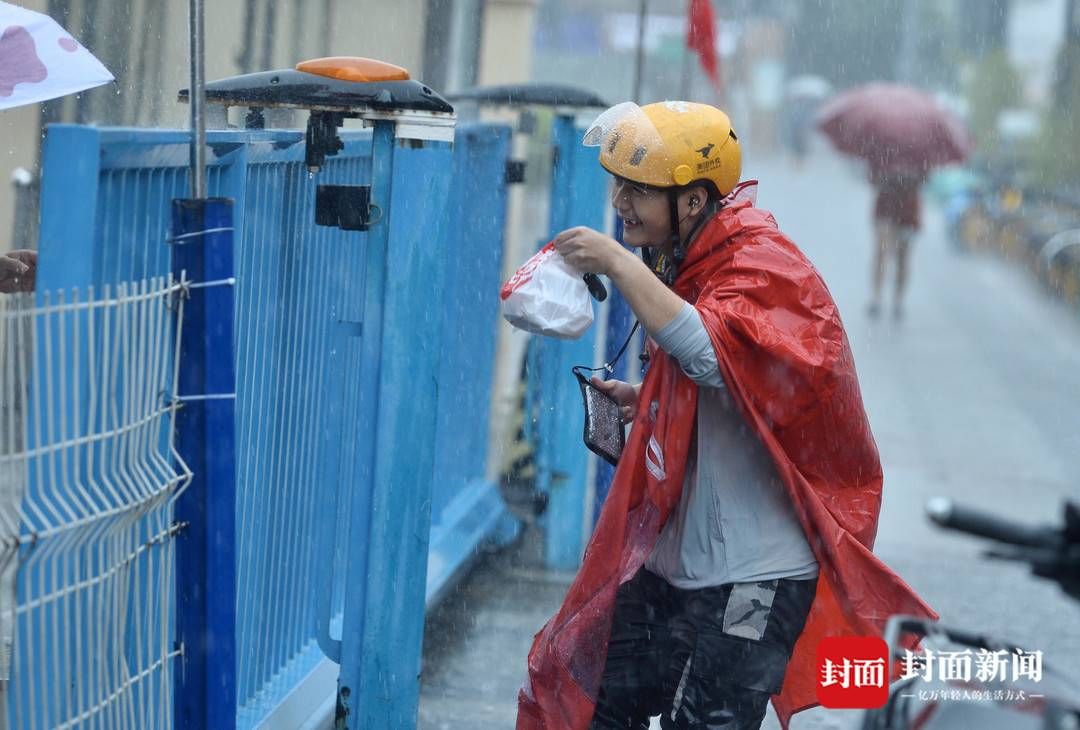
[553, 227, 628, 276]
[591, 376, 640, 424]
[555, 225, 685, 335]
[0, 250, 36, 293]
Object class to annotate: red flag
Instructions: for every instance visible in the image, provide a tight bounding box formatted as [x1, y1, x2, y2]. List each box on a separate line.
[686, 0, 721, 91]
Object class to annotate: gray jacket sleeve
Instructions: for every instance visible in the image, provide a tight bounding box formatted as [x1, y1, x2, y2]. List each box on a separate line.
[651, 302, 725, 388]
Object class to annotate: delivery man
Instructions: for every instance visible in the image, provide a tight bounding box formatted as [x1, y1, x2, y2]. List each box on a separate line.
[517, 101, 936, 730]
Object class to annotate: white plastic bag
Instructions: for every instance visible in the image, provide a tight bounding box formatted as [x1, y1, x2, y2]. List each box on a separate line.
[500, 242, 593, 339]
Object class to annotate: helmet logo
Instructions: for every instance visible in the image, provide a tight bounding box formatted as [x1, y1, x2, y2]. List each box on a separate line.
[696, 156, 726, 175]
[629, 146, 647, 166]
[696, 143, 715, 159]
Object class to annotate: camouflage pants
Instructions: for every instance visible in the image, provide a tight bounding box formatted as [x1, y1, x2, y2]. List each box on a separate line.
[590, 568, 818, 730]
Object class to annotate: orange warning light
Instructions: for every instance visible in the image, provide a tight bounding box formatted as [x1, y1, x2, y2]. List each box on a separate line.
[296, 57, 410, 83]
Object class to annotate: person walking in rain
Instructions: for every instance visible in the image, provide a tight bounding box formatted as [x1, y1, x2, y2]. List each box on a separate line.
[517, 101, 935, 730]
[868, 166, 923, 320]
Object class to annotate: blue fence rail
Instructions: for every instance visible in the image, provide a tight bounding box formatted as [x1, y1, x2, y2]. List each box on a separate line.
[12, 111, 610, 728]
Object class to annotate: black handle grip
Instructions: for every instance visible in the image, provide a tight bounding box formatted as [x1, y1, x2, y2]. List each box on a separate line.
[583, 273, 607, 301]
[926, 498, 1059, 548]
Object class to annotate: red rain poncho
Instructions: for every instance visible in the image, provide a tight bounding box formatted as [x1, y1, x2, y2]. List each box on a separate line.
[517, 199, 936, 729]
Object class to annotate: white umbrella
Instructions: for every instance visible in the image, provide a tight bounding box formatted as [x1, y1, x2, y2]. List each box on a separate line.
[0, 1, 113, 111]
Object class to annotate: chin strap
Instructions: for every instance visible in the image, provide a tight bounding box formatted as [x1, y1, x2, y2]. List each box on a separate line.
[641, 190, 683, 286]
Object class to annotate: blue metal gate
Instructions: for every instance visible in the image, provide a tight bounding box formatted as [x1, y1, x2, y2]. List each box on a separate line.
[30, 122, 469, 727]
[15, 103, 608, 727]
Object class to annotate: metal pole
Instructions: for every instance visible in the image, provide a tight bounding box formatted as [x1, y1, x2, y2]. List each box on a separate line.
[236, 0, 257, 73]
[188, 0, 207, 199]
[632, 0, 648, 103]
[322, 0, 336, 57]
[679, 41, 693, 101]
[1057, 0, 1078, 112]
[172, 198, 237, 729]
[261, 0, 279, 71]
[895, 0, 918, 83]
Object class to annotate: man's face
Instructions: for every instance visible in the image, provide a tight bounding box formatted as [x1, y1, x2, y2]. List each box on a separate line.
[610, 177, 672, 248]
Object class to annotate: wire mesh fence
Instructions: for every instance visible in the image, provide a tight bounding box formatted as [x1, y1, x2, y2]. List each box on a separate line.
[0, 277, 188, 729]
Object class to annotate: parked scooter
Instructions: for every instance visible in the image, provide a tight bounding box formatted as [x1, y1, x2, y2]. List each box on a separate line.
[860, 499, 1080, 729]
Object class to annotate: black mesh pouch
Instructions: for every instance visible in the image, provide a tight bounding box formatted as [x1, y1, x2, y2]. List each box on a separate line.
[573, 367, 625, 466]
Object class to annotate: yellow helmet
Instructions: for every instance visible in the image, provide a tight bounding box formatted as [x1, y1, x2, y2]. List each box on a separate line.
[585, 101, 742, 197]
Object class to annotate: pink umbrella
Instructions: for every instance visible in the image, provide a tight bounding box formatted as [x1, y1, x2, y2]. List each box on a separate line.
[0, 1, 113, 111]
[816, 83, 972, 174]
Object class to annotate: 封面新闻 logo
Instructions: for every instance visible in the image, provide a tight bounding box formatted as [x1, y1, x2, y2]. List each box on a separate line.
[816, 636, 890, 709]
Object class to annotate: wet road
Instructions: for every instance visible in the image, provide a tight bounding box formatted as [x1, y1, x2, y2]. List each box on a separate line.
[418, 145, 1080, 729]
[751, 146, 1080, 727]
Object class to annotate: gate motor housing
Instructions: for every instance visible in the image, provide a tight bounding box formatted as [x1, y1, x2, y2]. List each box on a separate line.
[180, 57, 455, 230]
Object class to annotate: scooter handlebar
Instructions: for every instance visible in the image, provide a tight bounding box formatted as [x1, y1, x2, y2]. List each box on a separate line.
[883, 614, 1030, 659]
[926, 497, 1060, 548]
